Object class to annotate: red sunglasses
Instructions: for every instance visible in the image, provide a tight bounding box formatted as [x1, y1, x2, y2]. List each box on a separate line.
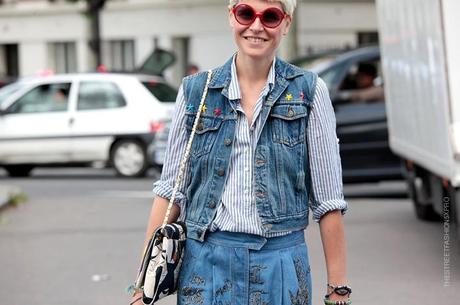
[232, 4, 287, 28]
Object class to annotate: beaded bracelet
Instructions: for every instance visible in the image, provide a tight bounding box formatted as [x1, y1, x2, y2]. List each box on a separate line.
[323, 298, 352, 305]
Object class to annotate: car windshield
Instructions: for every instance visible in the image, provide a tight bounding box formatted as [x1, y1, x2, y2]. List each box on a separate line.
[0, 82, 23, 105]
[142, 81, 177, 102]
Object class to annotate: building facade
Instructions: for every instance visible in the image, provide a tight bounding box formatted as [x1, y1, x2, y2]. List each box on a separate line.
[0, 0, 377, 85]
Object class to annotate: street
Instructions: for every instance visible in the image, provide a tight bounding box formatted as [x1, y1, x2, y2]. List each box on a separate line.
[0, 168, 459, 305]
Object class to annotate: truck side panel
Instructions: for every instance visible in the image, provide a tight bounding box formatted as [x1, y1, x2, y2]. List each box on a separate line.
[376, 0, 459, 185]
[442, 0, 460, 183]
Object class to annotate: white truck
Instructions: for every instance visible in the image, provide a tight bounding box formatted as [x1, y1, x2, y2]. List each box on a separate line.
[376, 0, 460, 236]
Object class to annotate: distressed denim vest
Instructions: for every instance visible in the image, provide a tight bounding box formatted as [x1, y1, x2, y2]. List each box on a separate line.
[182, 57, 318, 241]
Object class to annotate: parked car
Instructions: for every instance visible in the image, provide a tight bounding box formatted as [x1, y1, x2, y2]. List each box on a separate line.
[297, 46, 403, 183]
[0, 73, 177, 177]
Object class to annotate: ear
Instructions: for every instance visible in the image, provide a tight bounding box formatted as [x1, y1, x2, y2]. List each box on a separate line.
[283, 15, 292, 36]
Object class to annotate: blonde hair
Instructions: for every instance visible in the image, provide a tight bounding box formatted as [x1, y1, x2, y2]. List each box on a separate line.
[228, 0, 297, 16]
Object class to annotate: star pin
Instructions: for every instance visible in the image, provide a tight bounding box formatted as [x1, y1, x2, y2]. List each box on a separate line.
[185, 103, 194, 112]
[214, 108, 222, 117]
[285, 93, 293, 101]
[201, 104, 207, 113]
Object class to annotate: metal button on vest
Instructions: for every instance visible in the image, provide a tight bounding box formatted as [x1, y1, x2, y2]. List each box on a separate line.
[224, 138, 232, 146]
[208, 200, 216, 209]
[217, 168, 225, 176]
[287, 107, 295, 117]
[197, 122, 204, 131]
[264, 224, 273, 229]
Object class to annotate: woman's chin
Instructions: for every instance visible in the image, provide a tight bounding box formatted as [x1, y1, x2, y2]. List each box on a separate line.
[238, 48, 274, 61]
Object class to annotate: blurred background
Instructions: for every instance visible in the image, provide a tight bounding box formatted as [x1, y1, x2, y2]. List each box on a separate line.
[0, 0, 459, 304]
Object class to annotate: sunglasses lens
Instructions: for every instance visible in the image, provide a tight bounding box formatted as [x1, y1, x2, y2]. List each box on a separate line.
[235, 5, 255, 24]
[262, 9, 283, 27]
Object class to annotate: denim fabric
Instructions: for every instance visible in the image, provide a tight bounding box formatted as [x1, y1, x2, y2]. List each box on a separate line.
[182, 56, 318, 241]
[177, 230, 312, 305]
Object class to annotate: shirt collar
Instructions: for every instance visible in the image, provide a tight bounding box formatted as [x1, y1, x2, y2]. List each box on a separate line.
[228, 54, 276, 100]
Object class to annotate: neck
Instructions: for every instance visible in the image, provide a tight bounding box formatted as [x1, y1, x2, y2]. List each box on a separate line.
[235, 53, 274, 84]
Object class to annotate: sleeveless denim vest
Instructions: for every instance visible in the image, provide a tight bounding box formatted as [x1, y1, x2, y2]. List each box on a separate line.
[182, 57, 318, 241]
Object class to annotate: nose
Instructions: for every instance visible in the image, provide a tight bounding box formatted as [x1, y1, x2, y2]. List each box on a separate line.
[248, 15, 264, 31]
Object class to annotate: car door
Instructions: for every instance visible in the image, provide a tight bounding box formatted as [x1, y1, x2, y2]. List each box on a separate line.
[0, 81, 74, 164]
[69, 79, 129, 162]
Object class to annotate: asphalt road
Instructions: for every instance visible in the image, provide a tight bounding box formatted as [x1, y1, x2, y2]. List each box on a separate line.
[0, 167, 459, 305]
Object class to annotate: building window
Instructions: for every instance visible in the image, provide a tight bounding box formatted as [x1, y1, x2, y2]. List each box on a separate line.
[357, 32, 379, 47]
[0, 44, 19, 78]
[52, 42, 77, 73]
[102, 40, 135, 71]
[171, 36, 190, 85]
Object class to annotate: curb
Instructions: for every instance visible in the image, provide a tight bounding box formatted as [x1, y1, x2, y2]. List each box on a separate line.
[0, 185, 22, 210]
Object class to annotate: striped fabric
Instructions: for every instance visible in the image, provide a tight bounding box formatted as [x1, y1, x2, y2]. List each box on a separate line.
[153, 55, 348, 237]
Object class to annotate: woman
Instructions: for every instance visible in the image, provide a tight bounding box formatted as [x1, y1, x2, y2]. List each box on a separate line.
[131, 1, 351, 304]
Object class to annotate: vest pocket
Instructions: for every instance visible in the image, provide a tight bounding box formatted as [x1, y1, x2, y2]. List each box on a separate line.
[185, 113, 223, 157]
[270, 104, 308, 147]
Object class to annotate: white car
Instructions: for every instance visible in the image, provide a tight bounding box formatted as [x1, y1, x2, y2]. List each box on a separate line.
[0, 73, 176, 177]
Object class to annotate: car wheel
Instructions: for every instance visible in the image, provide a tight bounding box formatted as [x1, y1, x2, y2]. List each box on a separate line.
[4, 165, 34, 177]
[111, 140, 148, 178]
[405, 165, 441, 221]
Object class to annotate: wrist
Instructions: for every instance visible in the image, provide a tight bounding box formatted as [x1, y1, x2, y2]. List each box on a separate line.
[324, 283, 352, 304]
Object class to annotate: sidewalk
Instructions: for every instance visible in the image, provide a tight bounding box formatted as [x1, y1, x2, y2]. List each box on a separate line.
[0, 184, 22, 210]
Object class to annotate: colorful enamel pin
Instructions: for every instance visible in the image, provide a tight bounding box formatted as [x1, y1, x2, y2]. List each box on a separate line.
[300, 92, 305, 99]
[186, 103, 194, 112]
[201, 104, 208, 113]
[214, 107, 222, 117]
[285, 93, 293, 101]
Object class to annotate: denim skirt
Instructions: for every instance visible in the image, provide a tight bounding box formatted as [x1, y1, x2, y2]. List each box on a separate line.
[177, 230, 312, 305]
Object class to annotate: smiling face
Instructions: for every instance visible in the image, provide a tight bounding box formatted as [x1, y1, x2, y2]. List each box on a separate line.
[229, 0, 292, 61]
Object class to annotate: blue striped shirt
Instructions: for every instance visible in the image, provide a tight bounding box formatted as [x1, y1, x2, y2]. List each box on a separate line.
[153, 56, 348, 237]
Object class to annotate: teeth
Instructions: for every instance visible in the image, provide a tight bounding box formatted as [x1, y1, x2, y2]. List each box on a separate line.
[246, 37, 265, 43]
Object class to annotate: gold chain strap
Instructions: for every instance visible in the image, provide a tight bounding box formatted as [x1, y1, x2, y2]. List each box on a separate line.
[161, 70, 213, 229]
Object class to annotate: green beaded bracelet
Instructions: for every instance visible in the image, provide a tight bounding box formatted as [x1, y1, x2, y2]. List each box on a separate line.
[323, 298, 352, 305]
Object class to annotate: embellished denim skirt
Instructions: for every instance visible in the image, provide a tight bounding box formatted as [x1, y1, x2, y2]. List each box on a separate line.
[177, 230, 312, 305]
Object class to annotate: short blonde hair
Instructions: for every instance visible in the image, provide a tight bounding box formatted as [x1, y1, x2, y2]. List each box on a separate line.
[228, 0, 297, 16]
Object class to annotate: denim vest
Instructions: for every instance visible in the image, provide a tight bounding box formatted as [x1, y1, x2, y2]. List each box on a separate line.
[182, 57, 318, 241]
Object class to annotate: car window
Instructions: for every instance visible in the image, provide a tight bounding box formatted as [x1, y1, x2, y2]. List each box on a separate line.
[339, 58, 381, 90]
[0, 82, 23, 106]
[141, 81, 177, 102]
[77, 81, 126, 110]
[6, 83, 71, 114]
[334, 58, 385, 105]
[319, 67, 342, 90]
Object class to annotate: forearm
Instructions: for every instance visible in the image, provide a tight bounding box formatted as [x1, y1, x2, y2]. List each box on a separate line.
[319, 210, 348, 285]
[130, 197, 180, 303]
[139, 196, 181, 262]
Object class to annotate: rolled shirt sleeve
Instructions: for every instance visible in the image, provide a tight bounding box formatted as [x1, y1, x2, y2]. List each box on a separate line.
[307, 77, 348, 223]
[152, 84, 191, 209]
